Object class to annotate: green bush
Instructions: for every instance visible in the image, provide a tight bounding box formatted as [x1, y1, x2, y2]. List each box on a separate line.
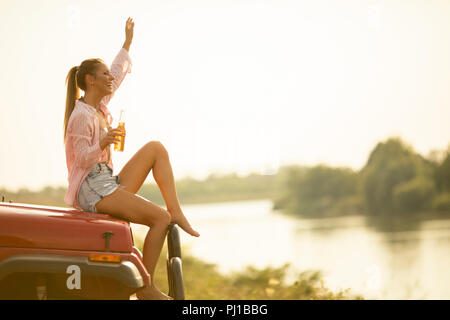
[333, 195, 364, 216]
[393, 176, 435, 213]
[431, 193, 450, 212]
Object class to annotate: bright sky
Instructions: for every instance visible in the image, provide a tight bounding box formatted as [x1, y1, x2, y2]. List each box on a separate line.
[0, 0, 449, 192]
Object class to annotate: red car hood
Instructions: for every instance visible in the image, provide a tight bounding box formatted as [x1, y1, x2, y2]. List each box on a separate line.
[0, 203, 133, 253]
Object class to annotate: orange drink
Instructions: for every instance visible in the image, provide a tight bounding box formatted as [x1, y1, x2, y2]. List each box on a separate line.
[114, 110, 126, 152]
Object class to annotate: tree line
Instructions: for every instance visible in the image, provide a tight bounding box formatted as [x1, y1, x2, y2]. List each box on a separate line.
[1, 137, 449, 219]
[273, 137, 450, 218]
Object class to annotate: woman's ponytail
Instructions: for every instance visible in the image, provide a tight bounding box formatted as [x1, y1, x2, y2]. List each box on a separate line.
[63, 66, 80, 144]
[63, 58, 104, 144]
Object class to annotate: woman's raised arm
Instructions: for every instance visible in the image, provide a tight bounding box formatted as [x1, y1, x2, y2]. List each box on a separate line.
[122, 17, 134, 52]
[100, 18, 134, 113]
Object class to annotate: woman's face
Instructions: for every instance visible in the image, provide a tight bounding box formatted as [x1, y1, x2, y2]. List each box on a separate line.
[88, 63, 115, 95]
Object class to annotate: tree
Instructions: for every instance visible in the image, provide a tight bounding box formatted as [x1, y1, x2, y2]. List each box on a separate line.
[393, 176, 435, 213]
[274, 165, 360, 217]
[361, 137, 435, 216]
[435, 151, 450, 193]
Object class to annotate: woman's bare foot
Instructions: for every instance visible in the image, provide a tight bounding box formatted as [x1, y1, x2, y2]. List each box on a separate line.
[136, 285, 173, 300]
[168, 208, 200, 237]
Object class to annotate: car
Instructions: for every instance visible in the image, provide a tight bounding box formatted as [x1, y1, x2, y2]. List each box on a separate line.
[0, 200, 185, 300]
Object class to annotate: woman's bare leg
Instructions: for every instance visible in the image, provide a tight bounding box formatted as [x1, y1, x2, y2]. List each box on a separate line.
[94, 187, 172, 300]
[151, 145, 200, 237]
[137, 221, 171, 300]
[118, 141, 199, 237]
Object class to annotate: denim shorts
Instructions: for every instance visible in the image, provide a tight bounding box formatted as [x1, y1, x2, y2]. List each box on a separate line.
[78, 163, 122, 213]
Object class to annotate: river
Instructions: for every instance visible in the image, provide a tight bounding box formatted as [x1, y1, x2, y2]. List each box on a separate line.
[131, 199, 450, 299]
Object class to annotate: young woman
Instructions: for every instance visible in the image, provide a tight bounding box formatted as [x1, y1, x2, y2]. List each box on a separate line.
[63, 17, 199, 300]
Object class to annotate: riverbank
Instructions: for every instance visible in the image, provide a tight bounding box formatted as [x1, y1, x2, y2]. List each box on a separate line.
[133, 236, 363, 300]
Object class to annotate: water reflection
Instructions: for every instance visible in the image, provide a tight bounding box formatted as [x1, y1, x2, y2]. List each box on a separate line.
[365, 215, 424, 233]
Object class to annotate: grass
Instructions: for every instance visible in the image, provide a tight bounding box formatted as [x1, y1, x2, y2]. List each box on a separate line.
[133, 236, 363, 300]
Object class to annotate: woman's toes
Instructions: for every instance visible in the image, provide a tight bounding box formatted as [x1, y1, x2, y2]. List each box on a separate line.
[169, 210, 200, 237]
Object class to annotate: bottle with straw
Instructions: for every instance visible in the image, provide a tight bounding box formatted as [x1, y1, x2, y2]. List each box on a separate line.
[114, 109, 126, 152]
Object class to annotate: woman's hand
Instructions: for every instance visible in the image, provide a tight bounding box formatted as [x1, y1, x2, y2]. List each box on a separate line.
[100, 127, 124, 150]
[124, 17, 134, 44]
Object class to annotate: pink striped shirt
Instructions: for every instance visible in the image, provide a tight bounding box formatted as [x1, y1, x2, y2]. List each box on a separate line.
[64, 48, 132, 210]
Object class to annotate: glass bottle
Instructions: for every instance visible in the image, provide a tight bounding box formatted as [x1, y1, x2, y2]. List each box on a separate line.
[114, 109, 126, 152]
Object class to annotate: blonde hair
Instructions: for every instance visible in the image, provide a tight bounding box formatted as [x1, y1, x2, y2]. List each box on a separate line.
[63, 58, 105, 144]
